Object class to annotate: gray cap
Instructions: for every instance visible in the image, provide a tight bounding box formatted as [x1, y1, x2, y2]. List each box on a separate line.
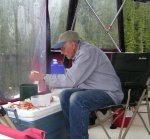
[52, 30, 82, 49]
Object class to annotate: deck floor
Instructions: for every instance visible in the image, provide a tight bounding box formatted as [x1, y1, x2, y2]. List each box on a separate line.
[88, 103, 150, 139]
[88, 120, 150, 139]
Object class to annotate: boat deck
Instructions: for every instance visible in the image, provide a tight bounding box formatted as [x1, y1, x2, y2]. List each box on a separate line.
[88, 103, 150, 139]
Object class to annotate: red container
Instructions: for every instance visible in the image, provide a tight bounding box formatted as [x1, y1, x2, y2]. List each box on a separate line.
[113, 108, 131, 128]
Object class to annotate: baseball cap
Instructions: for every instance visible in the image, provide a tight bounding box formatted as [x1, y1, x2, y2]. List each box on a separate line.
[52, 30, 82, 49]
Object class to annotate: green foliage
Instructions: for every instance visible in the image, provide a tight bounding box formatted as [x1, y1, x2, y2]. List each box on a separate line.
[123, 0, 150, 52]
[0, 0, 42, 97]
[75, 0, 119, 49]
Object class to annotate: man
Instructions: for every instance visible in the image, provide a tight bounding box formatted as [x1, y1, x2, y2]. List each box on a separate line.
[29, 30, 124, 139]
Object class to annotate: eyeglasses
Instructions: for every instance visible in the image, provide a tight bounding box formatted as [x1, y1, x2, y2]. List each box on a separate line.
[61, 42, 70, 52]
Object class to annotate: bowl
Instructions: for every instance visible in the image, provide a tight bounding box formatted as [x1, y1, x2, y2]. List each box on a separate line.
[31, 94, 51, 107]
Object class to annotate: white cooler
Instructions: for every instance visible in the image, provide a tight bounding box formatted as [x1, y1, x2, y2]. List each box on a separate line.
[3, 96, 68, 139]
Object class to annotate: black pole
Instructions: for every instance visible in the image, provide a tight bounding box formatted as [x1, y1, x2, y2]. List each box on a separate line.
[117, 0, 125, 52]
[46, 0, 51, 73]
[63, 0, 79, 68]
[45, 0, 51, 91]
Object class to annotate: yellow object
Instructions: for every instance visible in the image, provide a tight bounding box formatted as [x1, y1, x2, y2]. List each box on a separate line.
[9, 87, 12, 90]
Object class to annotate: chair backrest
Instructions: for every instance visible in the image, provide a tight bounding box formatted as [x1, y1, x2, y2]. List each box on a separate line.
[111, 52, 150, 104]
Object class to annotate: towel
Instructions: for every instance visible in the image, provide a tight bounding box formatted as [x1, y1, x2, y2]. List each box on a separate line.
[0, 124, 45, 139]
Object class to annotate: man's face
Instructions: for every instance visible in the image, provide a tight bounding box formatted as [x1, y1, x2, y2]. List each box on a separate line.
[60, 42, 77, 59]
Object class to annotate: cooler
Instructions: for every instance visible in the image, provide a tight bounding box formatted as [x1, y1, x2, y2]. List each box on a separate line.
[50, 59, 65, 74]
[113, 108, 132, 128]
[3, 96, 68, 139]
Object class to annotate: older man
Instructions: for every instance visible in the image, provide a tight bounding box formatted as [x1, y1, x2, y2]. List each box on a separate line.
[29, 30, 123, 139]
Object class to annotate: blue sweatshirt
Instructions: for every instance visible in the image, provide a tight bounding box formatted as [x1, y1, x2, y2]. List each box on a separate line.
[44, 41, 124, 104]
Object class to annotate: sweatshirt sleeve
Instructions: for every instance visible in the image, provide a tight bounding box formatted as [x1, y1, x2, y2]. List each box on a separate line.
[43, 47, 99, 87]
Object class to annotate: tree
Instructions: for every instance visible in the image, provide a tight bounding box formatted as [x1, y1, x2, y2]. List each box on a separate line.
[123, 0, 150, 52]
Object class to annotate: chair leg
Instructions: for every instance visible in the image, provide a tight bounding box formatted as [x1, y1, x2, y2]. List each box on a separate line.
[137, 94, 150, 134]
[120, 90, 147, 139]
[117, 89, 132, 139]
[95, 111, 111, 139]
[118, 106, 130, 139]
[0, 107, 16, 129]
[146, 94, 150, 133]
[137, 112, 150, 134]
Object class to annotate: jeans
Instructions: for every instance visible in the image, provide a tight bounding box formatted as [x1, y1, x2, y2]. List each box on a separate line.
[59, 88, 115, 139]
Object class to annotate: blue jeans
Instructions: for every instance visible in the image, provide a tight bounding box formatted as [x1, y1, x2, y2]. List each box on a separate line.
[59, 88, 115, 139]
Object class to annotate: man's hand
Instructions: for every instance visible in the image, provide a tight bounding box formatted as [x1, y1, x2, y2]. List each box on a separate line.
[29, 72, 45, 82]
